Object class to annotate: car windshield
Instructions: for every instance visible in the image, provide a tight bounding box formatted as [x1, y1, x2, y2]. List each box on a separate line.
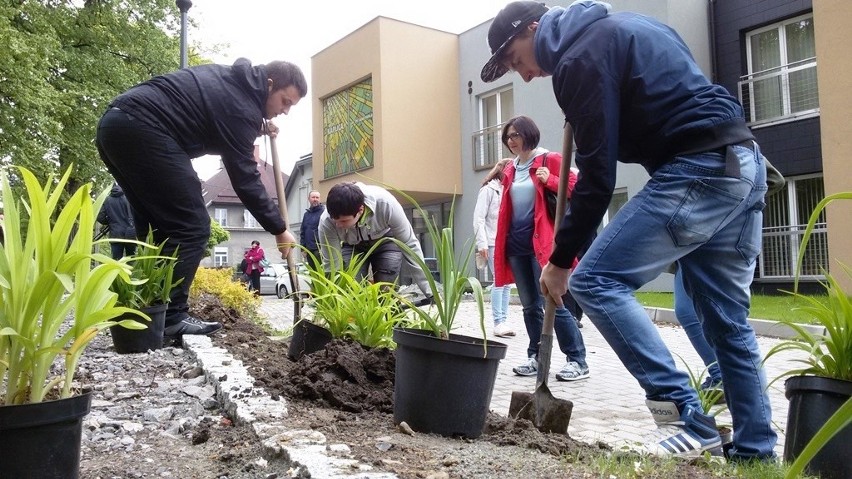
[269, 263, 287, 276]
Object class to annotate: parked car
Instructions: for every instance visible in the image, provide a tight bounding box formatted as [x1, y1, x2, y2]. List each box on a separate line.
[268, 263, 311, 299]
[233, 263, 310, 298]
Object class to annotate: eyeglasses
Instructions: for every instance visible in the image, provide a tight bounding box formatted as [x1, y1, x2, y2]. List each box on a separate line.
[506, 132, 522, 142]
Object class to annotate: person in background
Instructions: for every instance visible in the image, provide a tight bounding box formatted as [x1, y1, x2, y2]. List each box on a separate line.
[96, 58, 305, 340]
[318, 181, 432, 300]
[481, 1, 775, 459]
[300, 190, 324, 270]
[97, 183, 137, 260]
[474, 167, 514, 338]
[673, 266, 724, 393]
[244, 240, 265, 295]
[492, 115, 589, 382]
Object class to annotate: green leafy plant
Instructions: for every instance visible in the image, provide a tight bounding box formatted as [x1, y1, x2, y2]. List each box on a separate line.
[677, 355, 727, 417]
[0, 166, 139, 404]
[110, 229, 182, 310]
[384, 190, 485, 341]
[765, 267, 852, 381]
[302, 246, 412, 348]
[761, 191, 852, 478]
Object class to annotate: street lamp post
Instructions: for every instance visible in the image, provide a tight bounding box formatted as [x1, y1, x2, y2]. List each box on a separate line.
[176, 0, 193, 68]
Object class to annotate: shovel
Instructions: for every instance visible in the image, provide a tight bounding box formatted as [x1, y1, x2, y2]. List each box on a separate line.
[507, 123, 575, 434]
[265, 120, 302, 323]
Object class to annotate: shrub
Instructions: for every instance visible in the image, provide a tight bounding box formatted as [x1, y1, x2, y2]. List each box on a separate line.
[190, 267, 260, 318]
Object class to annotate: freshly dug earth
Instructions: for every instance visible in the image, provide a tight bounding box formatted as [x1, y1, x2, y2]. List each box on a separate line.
[198, 296, 734, 479]
[74, 294, 735, 478]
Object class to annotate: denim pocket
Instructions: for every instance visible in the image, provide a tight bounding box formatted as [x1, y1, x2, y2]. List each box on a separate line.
[736, 204, 765, 263]
[667, 178, 746, 247]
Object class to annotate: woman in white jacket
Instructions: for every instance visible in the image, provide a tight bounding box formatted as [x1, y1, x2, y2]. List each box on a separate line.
[473, 168, 515, 338]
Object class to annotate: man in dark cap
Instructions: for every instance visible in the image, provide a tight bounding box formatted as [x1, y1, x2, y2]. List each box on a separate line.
[481, 1, 776, 461]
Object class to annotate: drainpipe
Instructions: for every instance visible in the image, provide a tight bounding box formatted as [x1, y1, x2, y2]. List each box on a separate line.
[708, 0, 718, 82]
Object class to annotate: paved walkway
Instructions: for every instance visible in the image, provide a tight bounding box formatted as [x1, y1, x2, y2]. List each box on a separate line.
[259, 296, 801, 457]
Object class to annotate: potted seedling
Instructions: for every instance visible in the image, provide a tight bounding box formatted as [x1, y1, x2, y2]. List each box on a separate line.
[0, 166, 138, 477]
[289, 244, 405, 359]
[108, 229, 182, 354]
[387, 190, 507, 439]
[764, 192, 852, 479]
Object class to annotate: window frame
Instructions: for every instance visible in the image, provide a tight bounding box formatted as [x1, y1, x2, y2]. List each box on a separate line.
[472, 86, 514, 171]
[740, 13, 819, 128]
[214, 208, 228, 227]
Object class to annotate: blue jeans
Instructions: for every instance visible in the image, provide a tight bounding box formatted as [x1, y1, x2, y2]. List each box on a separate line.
[508, 254, 587, 367]
[569, 144, 776, 459]
[674, 268, 722, 384]
[488, 246, 510, 325]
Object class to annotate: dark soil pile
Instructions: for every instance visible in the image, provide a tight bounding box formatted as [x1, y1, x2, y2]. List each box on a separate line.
[197, 296, 734, 478]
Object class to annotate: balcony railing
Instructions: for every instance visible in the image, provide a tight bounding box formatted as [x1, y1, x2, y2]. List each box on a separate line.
[472, 124, 508, 171]
[758, 223, 828, 279]
[738, 58, 819, 127]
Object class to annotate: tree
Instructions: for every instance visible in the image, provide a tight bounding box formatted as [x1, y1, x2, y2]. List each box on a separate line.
[206, 218, 230, 258]
[1, 0, 204, 194]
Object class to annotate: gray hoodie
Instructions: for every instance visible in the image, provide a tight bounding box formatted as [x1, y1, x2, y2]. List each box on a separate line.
[318, 183, 429, 295]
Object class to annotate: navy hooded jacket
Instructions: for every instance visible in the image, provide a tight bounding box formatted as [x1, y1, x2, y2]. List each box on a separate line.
[534, 1, 754, 268]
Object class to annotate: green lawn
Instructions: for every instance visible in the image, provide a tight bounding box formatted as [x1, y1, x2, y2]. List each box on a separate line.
[634, 291, 830, 324]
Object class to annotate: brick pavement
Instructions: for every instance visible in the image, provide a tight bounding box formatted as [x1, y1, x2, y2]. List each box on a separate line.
[259, 296, 802, 457]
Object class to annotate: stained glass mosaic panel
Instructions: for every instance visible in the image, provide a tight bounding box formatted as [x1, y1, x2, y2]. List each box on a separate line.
[322, 78, 374, 178]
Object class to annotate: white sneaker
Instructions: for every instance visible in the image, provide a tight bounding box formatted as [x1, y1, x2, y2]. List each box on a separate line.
[494, 323, 515, 337]
[555, 361, 590, 381]
[513, 356, 537, 376]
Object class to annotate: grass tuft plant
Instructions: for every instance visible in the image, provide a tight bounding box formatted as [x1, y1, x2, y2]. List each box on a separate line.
[302, 246, 413, 349]
[0, 166, 137, 404]
[382, 188, 485, 342]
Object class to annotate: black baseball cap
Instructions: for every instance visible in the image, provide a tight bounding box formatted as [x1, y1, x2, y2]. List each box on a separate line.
[481, 1, 549, 83]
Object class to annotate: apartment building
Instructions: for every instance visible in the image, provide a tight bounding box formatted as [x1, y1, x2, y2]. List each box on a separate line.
[286, 0, 851, 291]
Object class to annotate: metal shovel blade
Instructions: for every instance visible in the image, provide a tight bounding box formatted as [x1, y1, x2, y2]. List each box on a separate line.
[508, 316, 574, 434]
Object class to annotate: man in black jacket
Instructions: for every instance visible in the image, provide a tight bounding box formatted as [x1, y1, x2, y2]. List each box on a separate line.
[96, 58, 306, 339]
[299, 190, 324, 269]
[97, 183, 137, 260]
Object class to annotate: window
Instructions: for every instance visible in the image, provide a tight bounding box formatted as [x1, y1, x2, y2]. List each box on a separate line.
[243, 209, 260, 229]
[473, 88, 514, 170]
[299, 181, 310, 217]
[758, 175, 827, 279]
[739, 14, 818, 126]
[214, 208, 228, 227]
[213, 247, 228, 267]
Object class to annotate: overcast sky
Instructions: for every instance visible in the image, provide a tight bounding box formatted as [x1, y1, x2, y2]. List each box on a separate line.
[187, 0, 508, 179]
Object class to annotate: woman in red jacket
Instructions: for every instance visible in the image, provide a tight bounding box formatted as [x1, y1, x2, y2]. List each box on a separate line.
[491, 115, 589, 381]
[244, 240, 266, 296]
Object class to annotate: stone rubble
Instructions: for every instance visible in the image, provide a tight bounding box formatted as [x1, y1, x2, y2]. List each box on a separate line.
[76, 328, 398, 478]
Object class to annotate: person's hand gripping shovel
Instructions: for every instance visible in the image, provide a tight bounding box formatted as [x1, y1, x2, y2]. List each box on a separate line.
[507, 123, 575, 434]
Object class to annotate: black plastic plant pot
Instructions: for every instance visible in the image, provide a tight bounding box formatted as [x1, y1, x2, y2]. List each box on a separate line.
[110, 303, 167, 354]
[0, 391, 92, 478]
[287, 320, 333, 360]
[783, 375, 852, 479]
[392, 327, 507, 439]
